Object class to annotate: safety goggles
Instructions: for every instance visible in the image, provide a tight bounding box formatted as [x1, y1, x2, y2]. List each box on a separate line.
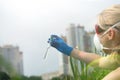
[95, 24, 105, 34]
[95, 24, 120, 35]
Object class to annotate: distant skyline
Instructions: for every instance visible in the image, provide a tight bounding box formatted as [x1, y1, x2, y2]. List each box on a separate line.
[0, 0, 119, 76]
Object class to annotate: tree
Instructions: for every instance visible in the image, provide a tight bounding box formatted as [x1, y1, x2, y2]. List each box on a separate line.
[0, 72, 11, 80]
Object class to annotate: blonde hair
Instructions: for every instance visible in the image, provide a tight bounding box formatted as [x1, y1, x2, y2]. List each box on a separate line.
[98, 4, 120, 30]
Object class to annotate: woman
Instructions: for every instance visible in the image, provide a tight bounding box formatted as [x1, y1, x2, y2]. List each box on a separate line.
[48, 4, 120, 80]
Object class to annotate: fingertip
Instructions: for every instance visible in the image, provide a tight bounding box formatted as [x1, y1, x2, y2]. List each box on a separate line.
[47, 38, 51, 43]
[51, 35, 58, 38]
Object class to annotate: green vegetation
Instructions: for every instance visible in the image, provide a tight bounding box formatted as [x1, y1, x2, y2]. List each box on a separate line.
[69, 47, 112, 80]
[51, 74, 73, 80]
[70, 56, 112, 80]
[51, 53, 111, 80]
[11, 76, 42, 80]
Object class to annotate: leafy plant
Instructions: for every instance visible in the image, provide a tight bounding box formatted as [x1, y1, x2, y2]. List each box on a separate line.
[69, 47, 112, 80]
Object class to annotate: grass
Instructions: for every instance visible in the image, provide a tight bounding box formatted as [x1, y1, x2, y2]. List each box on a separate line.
[70, 56, 112, 80]
[69, 48, 112, 80]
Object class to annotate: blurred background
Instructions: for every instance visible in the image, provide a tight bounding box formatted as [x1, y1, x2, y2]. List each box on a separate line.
[0, 0, 119, 79]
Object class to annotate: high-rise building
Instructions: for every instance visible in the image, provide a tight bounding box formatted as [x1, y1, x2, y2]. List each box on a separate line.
[0, 45, 24, 75]
[88, 31, 96, 53]
[60, 24, 95, 75]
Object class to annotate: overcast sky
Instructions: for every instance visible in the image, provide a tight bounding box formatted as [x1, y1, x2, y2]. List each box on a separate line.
[0, 0, 119, 76]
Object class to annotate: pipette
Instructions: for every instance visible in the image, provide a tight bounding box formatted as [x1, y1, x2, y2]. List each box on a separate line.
[43, 45, 51, 59]
[43, 36, 54, 59]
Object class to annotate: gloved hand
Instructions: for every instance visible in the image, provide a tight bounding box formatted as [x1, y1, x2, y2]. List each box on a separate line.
[48, 35, 73, 56]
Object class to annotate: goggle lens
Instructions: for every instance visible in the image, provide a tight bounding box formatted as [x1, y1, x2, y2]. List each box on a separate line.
[95, 24, 105, 34]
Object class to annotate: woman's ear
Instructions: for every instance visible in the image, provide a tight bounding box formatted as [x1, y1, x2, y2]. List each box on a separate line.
[108, 29, 115, 40]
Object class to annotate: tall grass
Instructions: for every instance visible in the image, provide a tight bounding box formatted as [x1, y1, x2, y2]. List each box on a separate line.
[70, 56, 87, 80]
[70, 49, 111, 80]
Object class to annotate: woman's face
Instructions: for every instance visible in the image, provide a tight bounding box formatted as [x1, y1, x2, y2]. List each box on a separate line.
[98, 27, 120, 49]
[95, 21, 120, 49]
[94, 22, 120, 54]
[95, 24, 110, 48]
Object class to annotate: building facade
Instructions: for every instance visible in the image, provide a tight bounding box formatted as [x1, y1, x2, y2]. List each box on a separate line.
[0, 45, 24, 75]
[60, 24, 95, 75]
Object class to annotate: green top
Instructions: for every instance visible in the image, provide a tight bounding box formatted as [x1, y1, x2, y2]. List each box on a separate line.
[88, 52, 120, 80]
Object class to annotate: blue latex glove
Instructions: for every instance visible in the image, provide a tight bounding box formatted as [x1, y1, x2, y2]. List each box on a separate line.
[48, 35, 73, 56]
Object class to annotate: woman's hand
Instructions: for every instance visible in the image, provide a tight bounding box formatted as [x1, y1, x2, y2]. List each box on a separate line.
[48, 35, 73, 56]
